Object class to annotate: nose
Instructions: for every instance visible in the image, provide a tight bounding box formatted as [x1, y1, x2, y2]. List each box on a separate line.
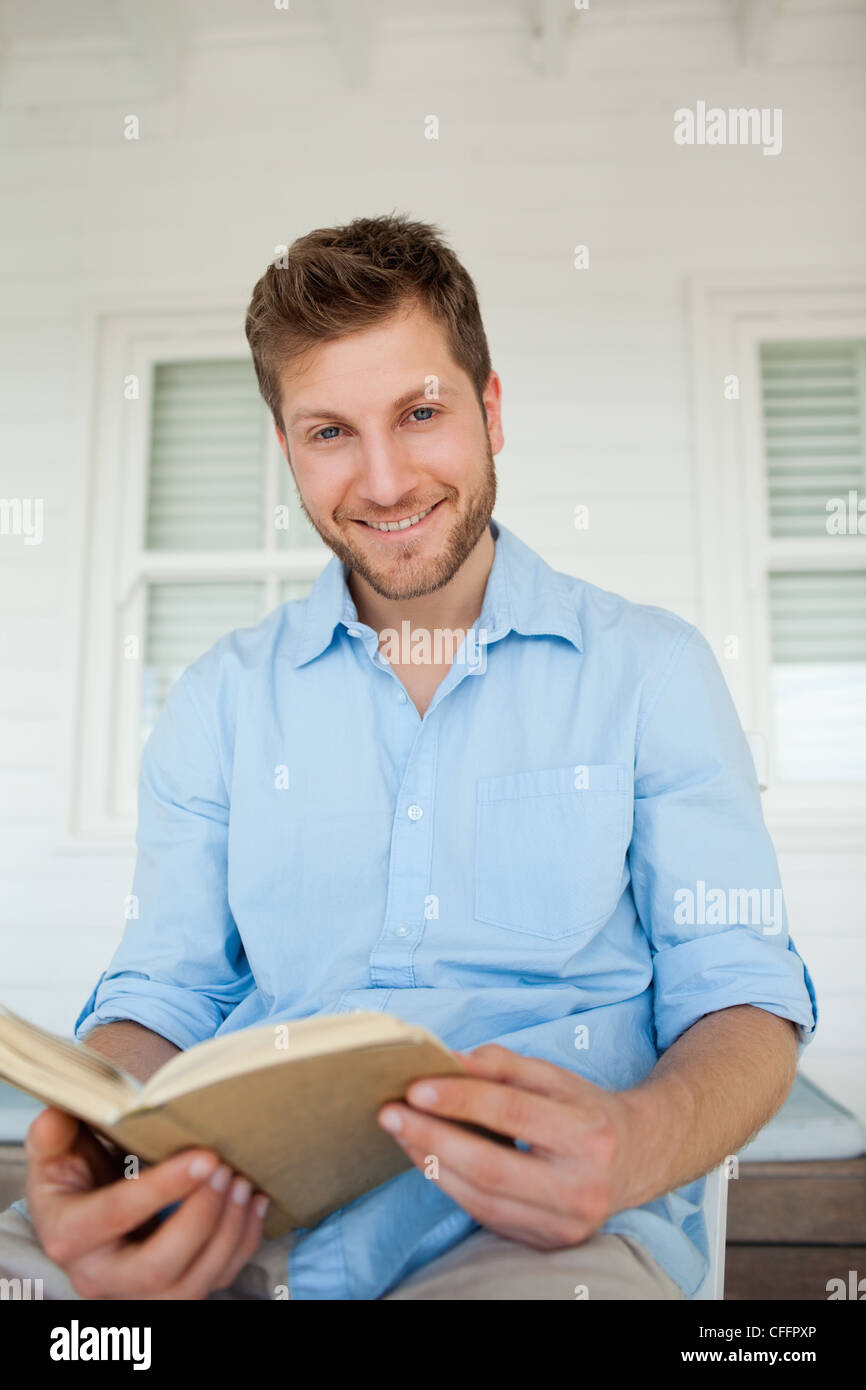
[353, 429, 425, 511]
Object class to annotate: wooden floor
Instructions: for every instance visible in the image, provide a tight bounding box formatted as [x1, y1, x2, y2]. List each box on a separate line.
[725, 1156, 866, 1300]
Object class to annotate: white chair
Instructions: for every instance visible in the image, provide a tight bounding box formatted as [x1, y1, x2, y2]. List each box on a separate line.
[744, 730, 769, 792]
[687, 731, 768, 1299]
[691, 1162, 729, 1299]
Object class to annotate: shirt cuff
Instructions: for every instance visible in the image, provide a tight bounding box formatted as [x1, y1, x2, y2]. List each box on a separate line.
[74, 971, 225, 1052]
[652, 926, 818, 1055]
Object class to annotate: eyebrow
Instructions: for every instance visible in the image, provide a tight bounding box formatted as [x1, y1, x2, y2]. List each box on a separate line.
[287, 383, 458, 431]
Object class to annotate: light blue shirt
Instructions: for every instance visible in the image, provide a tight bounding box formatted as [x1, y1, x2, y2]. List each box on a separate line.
[74, 519, 817, 1299]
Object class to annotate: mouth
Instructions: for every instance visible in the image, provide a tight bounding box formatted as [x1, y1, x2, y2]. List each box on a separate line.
[353, 497, 446, 538]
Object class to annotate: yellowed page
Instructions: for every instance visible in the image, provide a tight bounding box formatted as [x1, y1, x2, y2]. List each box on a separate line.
[138, 1011, 444, 1108]
[0, 1003, 135, 1126]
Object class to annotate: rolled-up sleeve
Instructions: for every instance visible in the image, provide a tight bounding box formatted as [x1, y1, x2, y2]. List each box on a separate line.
[629, 625, 818, 1059]
[75, 667, 253, 1050]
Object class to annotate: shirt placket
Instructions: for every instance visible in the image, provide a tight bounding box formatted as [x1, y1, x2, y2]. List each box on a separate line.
[368, 719, 439, 988]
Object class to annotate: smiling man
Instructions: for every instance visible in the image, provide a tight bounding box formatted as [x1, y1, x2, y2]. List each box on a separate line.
[268, 277, 500, 720]
[0, 214, 816, 1301]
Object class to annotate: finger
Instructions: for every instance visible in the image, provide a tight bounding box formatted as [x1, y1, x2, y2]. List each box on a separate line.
[109, 1164, 245, 1294]
[413, 1160, 591, 1250]
[457, 1045, 596, 1101]
[26, 1107, 82, 1166]
[171, 1180, 269, 1299]
[380, 1103, 580, 1217]
[50, 1122, 129, 1192]
[26, 1110, 119, 1211]
[36, 1148, 222, 1262]
[203, 1189, 269, 1295]
[402, 1075, 600, 1152]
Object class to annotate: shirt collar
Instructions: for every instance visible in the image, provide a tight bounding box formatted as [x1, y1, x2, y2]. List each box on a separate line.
[287, 517, 583, 668]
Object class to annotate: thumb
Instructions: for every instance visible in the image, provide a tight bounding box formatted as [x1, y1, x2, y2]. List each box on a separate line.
[25, 1106, 82, 1167]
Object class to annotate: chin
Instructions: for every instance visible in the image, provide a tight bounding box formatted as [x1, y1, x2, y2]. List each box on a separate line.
[361, 555, 455, 602]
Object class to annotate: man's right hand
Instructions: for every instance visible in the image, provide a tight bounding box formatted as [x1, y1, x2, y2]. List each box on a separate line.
[25, 1107, 269, 1299]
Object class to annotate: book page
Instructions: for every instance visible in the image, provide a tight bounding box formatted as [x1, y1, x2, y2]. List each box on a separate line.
[138, 1011, 453, 1108]
[0, 1003, 137, 1126]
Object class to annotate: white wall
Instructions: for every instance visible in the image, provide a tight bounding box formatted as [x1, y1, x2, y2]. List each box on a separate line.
[1, 1, 864, 1123]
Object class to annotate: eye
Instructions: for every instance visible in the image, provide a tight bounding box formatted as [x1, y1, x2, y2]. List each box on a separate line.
[406, 406, 437, 424]
[312, 425, 343, 443]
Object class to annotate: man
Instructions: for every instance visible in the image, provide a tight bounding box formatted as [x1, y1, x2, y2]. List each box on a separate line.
[0, 214, 816, 1300]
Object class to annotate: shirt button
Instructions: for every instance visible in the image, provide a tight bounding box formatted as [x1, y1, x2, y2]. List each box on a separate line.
[394, 924, 410, 937]
[347, 627, 361, 638]
[407, 804, 423, 821]
[396, 690, 407, 704]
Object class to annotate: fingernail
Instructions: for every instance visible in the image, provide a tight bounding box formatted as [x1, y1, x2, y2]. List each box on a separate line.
[232, 1177, 252, 1205]
[254, 1195, 270, 1219]
[209, 1164, 232, 1192]
[379, 1107, 403, 1133]
[189, 1154, 218, 1180]
[409, 1083, 438, 1107]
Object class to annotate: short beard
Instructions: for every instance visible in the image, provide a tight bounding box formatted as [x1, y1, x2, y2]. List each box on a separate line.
[298, 444, 498, 602]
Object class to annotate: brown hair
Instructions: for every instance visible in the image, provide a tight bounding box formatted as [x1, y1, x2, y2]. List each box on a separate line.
[244, 213, 492, 431]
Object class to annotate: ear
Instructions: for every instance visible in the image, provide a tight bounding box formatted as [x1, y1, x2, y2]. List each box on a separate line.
[274, 419, 288, 457]
[482, 370, 504, 456]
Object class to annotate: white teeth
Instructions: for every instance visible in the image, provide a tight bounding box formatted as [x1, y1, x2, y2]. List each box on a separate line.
[366, 504, 435, 532]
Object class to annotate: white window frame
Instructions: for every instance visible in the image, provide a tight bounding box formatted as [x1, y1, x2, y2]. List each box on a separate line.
[689, 270, 866, 854]
[68, 307, 327, 846]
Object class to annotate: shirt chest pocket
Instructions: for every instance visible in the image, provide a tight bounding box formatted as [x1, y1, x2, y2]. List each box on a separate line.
[474, 763, 631, 939]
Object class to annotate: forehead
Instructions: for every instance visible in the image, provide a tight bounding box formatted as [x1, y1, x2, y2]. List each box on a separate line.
[278, 301, 465, 421]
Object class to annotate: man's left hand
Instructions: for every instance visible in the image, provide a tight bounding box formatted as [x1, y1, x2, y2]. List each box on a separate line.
[377, 1044, 642, 1250]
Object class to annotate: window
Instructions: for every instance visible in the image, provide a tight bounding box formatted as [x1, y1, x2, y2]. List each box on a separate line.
[760, 342, 866, 783]
[72, 311, 326, 842]
[136, 358, 321, 746]
[689, 275, 866, 851]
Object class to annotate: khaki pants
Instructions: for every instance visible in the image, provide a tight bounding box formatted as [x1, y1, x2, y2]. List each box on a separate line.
[0, 1203, 684, 1301]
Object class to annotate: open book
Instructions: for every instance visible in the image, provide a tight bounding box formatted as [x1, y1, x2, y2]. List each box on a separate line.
[0, 1004, 467, 1238]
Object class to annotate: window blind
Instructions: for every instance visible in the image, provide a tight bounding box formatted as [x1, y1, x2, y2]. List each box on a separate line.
[761, 340, 865, 539]
[145, 359, 267, 550]
[142, 581, 265, 742]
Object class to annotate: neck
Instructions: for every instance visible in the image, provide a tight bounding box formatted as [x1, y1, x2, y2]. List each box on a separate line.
[347, 524, 495, 638]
